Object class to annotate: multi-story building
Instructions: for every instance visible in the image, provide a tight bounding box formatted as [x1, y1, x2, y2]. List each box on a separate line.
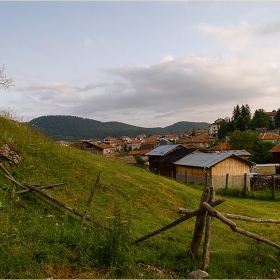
[208, 118, 223, 138]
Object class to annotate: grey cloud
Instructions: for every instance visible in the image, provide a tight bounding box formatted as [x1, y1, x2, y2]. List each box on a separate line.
[13, 53, 280, 125]
[259, 21, 280, 35]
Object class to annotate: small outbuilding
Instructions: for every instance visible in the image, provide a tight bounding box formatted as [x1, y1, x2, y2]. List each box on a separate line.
[146, 144, 198, 178]
[175, 153, 254, 189]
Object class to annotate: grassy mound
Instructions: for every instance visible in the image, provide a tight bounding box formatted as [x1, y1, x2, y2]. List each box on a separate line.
[0, 115, 280, 278]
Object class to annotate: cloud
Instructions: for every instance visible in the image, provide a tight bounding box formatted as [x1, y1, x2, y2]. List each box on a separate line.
[259, 21, 280, 35]
[191, 21, 256, 48]
[83, 39, 92, 48]
[14, 48, 280, 126]
[7, 20, 280, 127]
[161, 55, 174, 63]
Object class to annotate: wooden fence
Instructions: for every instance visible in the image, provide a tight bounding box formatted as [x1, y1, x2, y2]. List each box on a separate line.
[1, 162, 280, 272]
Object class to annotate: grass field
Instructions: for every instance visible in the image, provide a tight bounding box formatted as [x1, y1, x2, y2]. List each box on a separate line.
[0, 115, 280, 278]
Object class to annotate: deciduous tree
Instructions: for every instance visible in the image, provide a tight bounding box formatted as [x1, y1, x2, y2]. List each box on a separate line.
[0, 64, 14, 90]
[228, 129, 274, 163]
[251, 109, 272, 130]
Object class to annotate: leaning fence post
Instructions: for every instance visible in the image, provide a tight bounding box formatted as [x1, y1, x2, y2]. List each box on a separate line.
[80, 171, 102, 228]
[190, 187, 210, 256]
[202, 186, 215, 271]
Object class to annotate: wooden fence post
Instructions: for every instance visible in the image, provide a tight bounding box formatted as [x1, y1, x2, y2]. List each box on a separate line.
[190, 187, 210, 256]
[80, 171, 102, 228]
[225, 174, 229, 193]
[185, 171, 188, 184]
[205, 172, 208, 188]
[243, 173, 247, 196]
[202, 186, 215, 271]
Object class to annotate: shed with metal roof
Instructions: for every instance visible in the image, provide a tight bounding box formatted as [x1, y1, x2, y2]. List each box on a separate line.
[175, 153, 254, 189]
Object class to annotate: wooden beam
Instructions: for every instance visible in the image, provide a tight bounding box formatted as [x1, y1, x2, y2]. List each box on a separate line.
[202, 202, 280, 250]
[133, 198, 225, 244]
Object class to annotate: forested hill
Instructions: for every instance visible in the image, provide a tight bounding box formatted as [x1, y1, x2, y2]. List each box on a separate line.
[28, 115, 210, 141]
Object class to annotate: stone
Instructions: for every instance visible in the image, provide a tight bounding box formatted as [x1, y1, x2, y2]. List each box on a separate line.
[187, 269, 209, 279]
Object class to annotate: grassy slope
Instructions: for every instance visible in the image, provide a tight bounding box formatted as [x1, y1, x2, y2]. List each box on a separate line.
[0, 116, 280, 279]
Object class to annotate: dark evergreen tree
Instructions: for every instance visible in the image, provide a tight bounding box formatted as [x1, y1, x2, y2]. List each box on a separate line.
[241, 104, 251, 118]
[218, 118, 230, 139]
[236, 115, 246, 131]
[232, 104, 241, 121]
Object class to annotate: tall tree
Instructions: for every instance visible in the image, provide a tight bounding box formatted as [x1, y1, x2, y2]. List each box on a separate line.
[227, 129, 273, 163]
[241, 103, 251, 118]
[251, 109, 271, 130]
[228, 130, 259, 155]
[231, 104, 252, 131]
[218, 118, 230, 139]
[232, 104, 241, 121]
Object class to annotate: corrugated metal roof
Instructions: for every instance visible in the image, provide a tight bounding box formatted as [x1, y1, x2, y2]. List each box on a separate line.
[213, 149, 251, 156]
[152, 148, 197, 163]
[175, 153, 235, 168]
[145, 144, 183, 156]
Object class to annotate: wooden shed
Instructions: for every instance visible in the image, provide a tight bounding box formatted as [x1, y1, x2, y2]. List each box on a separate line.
[145, 144, 197, 178]
[175, 153, 254, 189]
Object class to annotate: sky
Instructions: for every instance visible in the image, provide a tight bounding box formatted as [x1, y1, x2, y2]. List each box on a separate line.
[1, 1, 280, 127]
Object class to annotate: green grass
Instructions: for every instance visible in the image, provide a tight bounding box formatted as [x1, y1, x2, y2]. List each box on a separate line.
[1, 114, 280, 278]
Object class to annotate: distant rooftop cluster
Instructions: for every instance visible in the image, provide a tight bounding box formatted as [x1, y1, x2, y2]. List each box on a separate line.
[55, 117, 280, 164]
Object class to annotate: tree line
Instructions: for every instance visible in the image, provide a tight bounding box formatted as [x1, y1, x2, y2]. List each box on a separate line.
[218, 104, 280, 139]
[217, 104, 280, 163]
[29, 115, 210, 142]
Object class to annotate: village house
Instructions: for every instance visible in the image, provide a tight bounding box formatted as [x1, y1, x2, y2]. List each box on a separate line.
[55, 140, 71, 146]
[208, 142, 251, 160]
[208, 142, 231, 151]
[178, 133, 215, 149]
[192, 129, 208, 136]
[162, 133, 181, 142]
[267, 111, 277, 127]
[114, 141, 126, 152]
[175, 153, 254, 189]
[80, 140, 116, 156]
[159, 138, 174, 145]
[259, 132, 280, 144]
[121, 136, 132, 142]
[104, 136, 119, 146]
[267, 143, 280, 164]
[140, 140, 158, 151]
[128, 149, 151, 162]
[208, 118, 223, 138]
[125, 139, 141, 150]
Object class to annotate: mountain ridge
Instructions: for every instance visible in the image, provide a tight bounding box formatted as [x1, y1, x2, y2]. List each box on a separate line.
[29, 115, 210, 141]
